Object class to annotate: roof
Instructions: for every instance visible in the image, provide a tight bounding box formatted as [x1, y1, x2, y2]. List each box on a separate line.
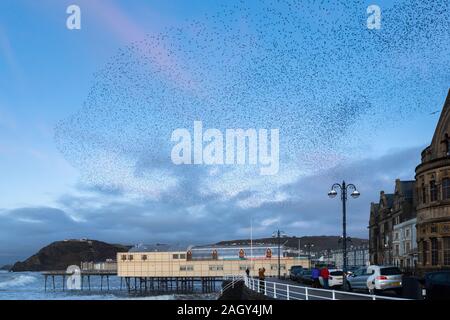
[128, 243, 187, 252]
[398, 180, 415, 199]
[128, 242, 283, 252]
[384, 193, 395, 208]
[192, 243, 280, 250]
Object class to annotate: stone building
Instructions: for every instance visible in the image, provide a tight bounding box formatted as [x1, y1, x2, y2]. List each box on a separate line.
[392, 217, 417, 269]
[329, 245, 370, 269]
[415, 91, 450, 271]
[369, 179, 416, 266]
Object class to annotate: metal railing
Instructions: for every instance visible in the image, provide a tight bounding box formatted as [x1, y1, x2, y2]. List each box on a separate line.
[224, 275, 409, 301]
[221, 276, 243, 295]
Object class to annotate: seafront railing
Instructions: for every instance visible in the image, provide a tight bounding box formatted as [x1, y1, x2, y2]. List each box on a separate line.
[223, 275, 409, 301]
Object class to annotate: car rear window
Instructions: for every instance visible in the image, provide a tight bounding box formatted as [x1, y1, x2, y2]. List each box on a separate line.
[330, 271, 344, 276]
[380, 267, 402, 275]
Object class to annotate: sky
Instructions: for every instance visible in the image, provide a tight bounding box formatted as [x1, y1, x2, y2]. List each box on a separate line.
[0, 0, 449, 265]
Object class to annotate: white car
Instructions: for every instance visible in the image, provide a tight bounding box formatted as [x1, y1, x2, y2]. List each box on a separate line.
[319, 269, 344, 288]
[346, 265, 403, 294]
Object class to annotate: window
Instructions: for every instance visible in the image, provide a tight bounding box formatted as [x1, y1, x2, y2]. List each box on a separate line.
[121, 254, 127, 261]
[406, 242, 411, 253]
[172, 254, 179, 259]
[430, 180, 438, 202]
[141, 255, 147, 261]
[180, 265, 194, 271]
[209, 265, 224, 271]
[444, 238, 450, 266]
[128, 255, 133, 261]
[270, 264, 286, 271]
[394, 232, 399, 241]
[179, 254, 186, 259]
[422, 183, 427, 204]
[405, 228, 410, 238]
[443, 178, 450, 200]
[422, 241, 428, 266]
[395, 244, 400, 256]
[239, 265, 254, 271]
[380, 267, 402, 276]
[431, 238, 439, 266]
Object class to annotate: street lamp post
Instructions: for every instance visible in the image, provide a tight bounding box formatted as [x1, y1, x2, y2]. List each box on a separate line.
[304, 243, 314, 268]
[272, 230, 286, 279]
[328, 181, 360, 289]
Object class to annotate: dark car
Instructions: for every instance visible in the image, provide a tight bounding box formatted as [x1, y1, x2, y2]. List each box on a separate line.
[424, 271, 450, 300]
[298, 269, 313, 285]
[289, 265, 304, 281]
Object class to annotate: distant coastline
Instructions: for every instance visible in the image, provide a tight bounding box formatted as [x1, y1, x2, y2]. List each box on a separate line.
[9, 236, 368, 272]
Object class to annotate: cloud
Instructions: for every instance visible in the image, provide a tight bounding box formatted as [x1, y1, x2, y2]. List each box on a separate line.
[0, 145, 423, 265]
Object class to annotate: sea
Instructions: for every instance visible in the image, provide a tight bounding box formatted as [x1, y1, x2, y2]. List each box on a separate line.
[0, 271, 220, 300]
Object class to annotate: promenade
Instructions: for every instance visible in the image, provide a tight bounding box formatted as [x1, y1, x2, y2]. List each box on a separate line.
[222, 276, 409, 301]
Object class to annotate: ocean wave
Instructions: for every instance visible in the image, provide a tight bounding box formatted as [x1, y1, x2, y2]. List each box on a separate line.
[0, 274, 37, 289]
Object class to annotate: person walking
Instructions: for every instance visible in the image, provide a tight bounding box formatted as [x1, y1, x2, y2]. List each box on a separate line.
[320, 266, 330, 289]
[311, 266, 320, 288]
[258, 267, 266, 293]
[245, 267, 250, 278]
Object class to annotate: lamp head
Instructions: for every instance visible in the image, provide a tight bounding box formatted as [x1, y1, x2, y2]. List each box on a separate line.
[328, 189, 338, 198]
[351, 190, 360, 199]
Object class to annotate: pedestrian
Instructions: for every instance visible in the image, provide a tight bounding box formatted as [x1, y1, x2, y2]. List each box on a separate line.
[311, 266, 320, 288]
[245, 267, 250, 278]
[321, 266, 330, 289]
[258, 267, 266, 293]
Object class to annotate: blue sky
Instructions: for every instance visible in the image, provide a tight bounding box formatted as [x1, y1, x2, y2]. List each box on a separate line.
[0, 0, 449, 264]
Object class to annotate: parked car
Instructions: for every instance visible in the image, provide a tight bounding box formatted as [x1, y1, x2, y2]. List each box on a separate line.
[423, 271, 450, 300]
[298, 269, 313, 284]
[289, 265, 304, 281]
[319, 269, 344, 288]
[346, 265, 403, 294]
[345, 266, 360, 276]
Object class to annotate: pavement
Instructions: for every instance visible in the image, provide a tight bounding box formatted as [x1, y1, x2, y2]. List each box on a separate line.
[254, 277, 403, 300]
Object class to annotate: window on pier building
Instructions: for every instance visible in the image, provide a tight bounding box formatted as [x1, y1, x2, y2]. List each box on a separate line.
[430, 180, 438, 202]
[444, 238, 450, 266]
[172, 254, 179, 259]
[180, 265, 194, 271]
[239, 265, 254, 271]
[443, 178, 450, 200]
[128, 255, 133, 261]
[141, 255, 147, 261]
[121, 254, 127, 261]
[270, 264, 286, 270]
[431, 238, 439, 266]
[209, 265, 224, 271]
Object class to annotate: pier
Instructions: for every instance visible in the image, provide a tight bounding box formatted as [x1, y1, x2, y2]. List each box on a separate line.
[122, 276, 219, 295]
[42, 271, 220, 295]
[43, 270, 116, 291]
